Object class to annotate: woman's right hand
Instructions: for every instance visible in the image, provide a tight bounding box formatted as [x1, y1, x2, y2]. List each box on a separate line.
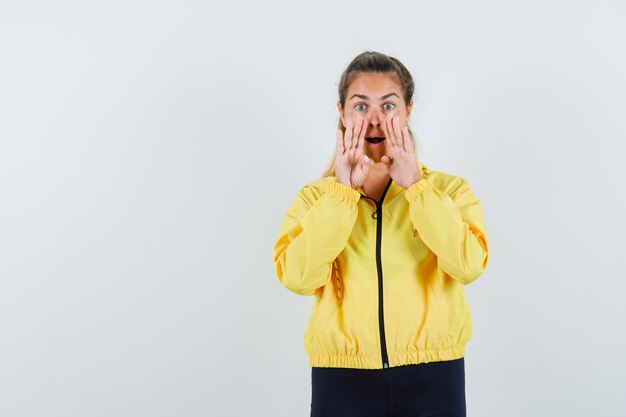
[334, 115, 373, 189]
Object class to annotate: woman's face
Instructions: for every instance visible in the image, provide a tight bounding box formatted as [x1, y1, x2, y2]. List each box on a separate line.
[337, 72, 413, 163]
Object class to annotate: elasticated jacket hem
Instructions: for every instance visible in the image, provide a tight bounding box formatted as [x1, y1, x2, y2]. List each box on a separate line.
[309, 345, 466, 369]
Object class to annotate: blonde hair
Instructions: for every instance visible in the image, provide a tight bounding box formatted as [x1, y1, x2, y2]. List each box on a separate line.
[322, 51, 419, 178]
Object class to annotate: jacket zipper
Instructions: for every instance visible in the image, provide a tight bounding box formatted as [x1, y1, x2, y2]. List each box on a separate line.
[360, 178, 393, 369]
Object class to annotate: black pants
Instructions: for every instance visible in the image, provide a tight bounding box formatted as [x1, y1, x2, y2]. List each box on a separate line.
[310, 357, 466, 417]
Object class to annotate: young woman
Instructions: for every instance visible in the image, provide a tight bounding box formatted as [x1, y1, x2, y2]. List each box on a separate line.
[272, 51, 490, 417]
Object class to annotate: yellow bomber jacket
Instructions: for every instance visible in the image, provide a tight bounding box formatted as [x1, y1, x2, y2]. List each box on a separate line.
[272, 161, 490, 370]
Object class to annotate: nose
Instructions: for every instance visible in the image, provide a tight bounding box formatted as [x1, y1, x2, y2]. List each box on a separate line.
[368, 108, 382, 127]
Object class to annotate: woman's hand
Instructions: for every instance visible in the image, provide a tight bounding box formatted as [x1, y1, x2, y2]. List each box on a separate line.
[380, 114, 423, 189]
[334, 115, 373, 189]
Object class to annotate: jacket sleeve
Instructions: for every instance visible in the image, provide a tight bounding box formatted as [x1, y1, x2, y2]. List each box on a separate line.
[405, 176, 490, 285]
[272, 180, 361, 296]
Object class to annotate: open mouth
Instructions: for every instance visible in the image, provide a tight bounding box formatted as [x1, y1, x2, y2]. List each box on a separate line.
[366, 137, 385, 144]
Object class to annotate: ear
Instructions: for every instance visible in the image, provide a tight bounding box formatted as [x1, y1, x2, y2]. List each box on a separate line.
[337, 101, 345, 126]
[406, 99, 414, 120]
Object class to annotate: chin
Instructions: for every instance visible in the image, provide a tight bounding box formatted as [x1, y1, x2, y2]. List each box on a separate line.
[369, 156, 385, 165]
[367, 152, 384, 162]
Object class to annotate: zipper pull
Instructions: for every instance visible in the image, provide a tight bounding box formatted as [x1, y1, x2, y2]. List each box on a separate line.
[372, 201, 381, 219]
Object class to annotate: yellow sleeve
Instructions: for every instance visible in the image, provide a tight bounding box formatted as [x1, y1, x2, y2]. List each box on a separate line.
[272, 180, 361, 295]
[405, 177, 490, 285]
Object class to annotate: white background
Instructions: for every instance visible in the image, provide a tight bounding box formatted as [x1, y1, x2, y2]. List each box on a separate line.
[1, 1, 625, 416]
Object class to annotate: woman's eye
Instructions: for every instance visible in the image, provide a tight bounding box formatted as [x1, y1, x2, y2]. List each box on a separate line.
[355, 103, 395, 111]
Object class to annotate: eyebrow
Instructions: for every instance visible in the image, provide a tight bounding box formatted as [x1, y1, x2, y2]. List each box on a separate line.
[349, 93, 400, 101]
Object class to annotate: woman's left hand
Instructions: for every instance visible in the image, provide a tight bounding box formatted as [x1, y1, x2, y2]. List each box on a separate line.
[380, 114, 423, 189]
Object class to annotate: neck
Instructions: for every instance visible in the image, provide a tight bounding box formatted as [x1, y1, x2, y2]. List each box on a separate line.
[369, 162, 390, 175]
[364, 163, 391, 183]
